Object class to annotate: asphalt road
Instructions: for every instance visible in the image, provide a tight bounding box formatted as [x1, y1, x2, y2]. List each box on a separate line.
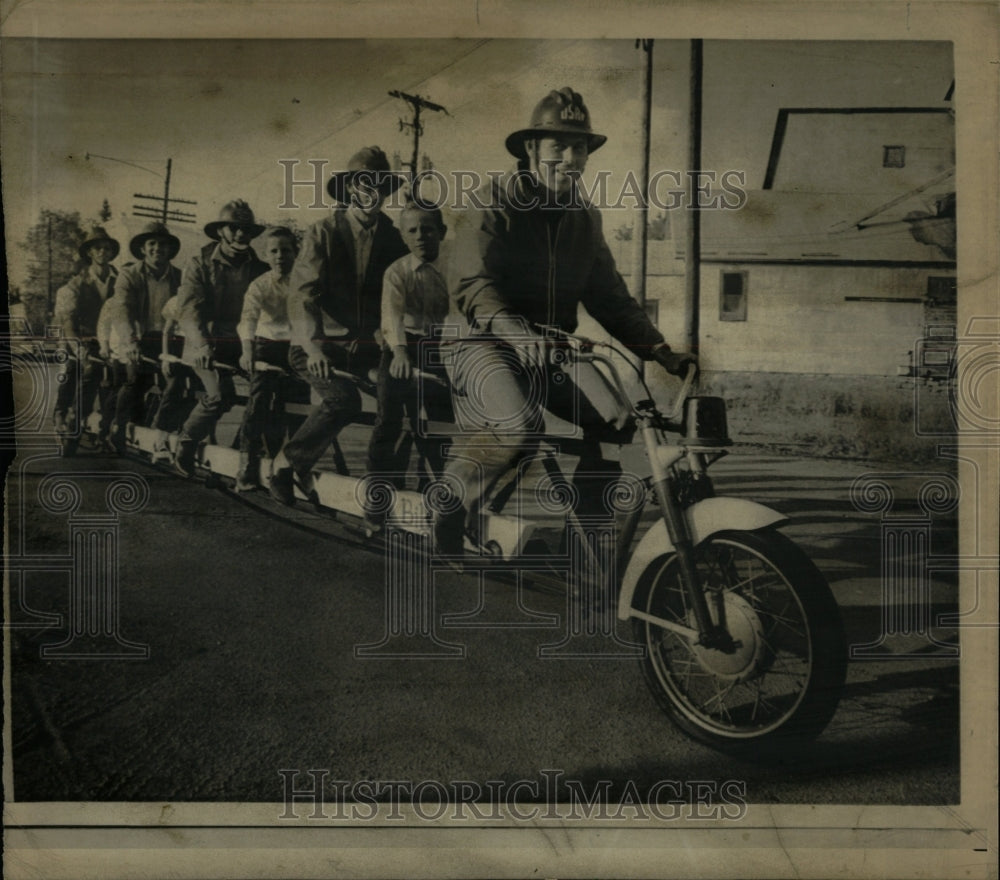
[5, 416, 961, 806]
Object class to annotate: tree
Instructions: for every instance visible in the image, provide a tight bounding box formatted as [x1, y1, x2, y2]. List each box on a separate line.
[98, 198, 112, 223]
[17, 209, 86, 335]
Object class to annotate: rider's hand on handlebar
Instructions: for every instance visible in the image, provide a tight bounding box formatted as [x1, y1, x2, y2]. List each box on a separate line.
[389, 346, 413, 380]
[491, 315, 547, 371]
[239, 351, 253, 373]
[99, 344, 111, 362]
[653, 345, 699, 378]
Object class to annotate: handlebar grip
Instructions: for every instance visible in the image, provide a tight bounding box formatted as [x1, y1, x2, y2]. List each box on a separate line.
[667, 362, 699, 423]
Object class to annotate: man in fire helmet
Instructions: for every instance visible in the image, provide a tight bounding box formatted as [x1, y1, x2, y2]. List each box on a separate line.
[433, 87, 697, 559]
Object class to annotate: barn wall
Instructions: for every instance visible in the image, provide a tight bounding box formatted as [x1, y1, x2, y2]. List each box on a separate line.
[593, 263, 956, 461]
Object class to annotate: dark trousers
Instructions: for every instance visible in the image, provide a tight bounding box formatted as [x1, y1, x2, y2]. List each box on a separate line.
[281, 339, 380, 475]
[177, 335, 242, 444]
[54, 341, 106, 433]
[238, 338, 291, 459]
[110, 334, 163, 437]
[366, 337, 453, 485]
[151, 360, 200, 434]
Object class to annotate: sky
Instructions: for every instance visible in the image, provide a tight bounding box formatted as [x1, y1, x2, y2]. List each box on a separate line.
[1, 38, 953, 283]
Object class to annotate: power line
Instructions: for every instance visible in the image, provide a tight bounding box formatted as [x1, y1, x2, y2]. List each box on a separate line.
[200, 39, 492, 208]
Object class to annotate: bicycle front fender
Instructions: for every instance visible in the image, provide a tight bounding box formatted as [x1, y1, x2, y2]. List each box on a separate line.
[616, 497, 788, 620]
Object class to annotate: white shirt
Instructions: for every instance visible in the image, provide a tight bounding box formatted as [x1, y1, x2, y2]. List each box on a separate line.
[380, 252, 451, 349]
[238, 272, 292, 342]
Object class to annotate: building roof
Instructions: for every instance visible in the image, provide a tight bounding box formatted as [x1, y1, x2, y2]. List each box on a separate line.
[700, 188, 955, 265]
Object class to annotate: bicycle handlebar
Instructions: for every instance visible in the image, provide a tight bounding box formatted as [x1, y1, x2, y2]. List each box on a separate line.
[544, 329, 698, 433]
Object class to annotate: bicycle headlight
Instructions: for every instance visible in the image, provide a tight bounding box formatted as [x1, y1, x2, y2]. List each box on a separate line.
[682, 396, 731, 446]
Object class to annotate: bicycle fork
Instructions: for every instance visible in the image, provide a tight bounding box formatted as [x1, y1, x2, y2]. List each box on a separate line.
[642, 423, 739, 653]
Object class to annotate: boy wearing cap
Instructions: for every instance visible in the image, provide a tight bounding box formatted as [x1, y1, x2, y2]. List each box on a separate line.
[173, 200, 269, 478]
[270, 146, 408, 505]
[364, 203, 454, 528]
[51, 227, 120, 455]
[233, 226, 298, 491]
[103, 221, 183, 453]
[433, 87, 697, 558]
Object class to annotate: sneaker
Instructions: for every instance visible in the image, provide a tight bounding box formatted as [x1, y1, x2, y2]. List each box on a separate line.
[362, 511, 386, 538]
[235, 454, 259, 493]
[173, 439, 197, 479]
[268, 467, 296, 506]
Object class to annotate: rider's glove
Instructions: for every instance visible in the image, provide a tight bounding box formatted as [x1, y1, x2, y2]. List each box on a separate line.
[652, 344, 698, 378]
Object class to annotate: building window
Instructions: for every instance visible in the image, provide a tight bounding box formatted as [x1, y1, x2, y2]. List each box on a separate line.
[883, 145, 906, 168]
[719, 271, 748, 321]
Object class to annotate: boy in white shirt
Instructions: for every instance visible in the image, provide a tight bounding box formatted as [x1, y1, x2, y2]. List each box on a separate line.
[364, 203, 454, 528]
[234, 226, 297, 491]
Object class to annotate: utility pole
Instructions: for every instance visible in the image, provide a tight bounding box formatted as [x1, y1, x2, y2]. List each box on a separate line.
[633, 39, 654, 377]
[389, 90, 448, 179]
[133, 158, 197, 224]
[685, 39, 703, 359]
[87, 153, 198, 225]
[46, 214, 54, 322]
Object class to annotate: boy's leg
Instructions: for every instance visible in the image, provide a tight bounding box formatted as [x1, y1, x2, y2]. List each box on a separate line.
[78, 353, 105, 435]
[236, 342, 284, 490]
[174, 337, 239, 477]
[260, 339, 291, 460]
[412, 339, 453, 481]
[270, 342, 361, 505]
[361, 347, 410, 529]
[366, 346, 411, 480]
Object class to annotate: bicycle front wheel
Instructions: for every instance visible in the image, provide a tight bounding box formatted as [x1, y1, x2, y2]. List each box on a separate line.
[632, 529, 846, 754]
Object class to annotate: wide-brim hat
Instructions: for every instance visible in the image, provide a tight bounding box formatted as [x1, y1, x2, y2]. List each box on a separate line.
[204, 199, 267, 241]
[327, 146, 405, 205]
[129, 220, 181, 261]
[505, 87, 607, 160]
[79, 226, 121, 262]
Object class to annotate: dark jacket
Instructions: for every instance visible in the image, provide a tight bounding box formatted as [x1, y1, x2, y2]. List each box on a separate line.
[52, 265, 119, 343]
[287, 209, 407, 345]
[107, 260, 182, 338]
[176, 242, 269, 344]
[452, 171, 665, 359]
